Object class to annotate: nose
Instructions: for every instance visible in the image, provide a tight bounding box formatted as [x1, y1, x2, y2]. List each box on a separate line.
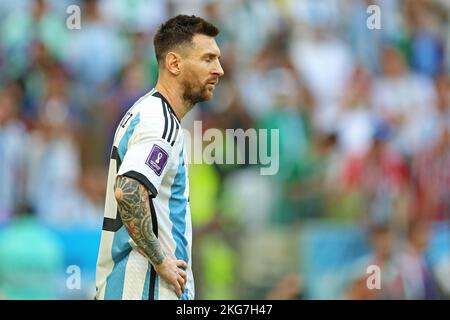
[213, 60, 224, 77]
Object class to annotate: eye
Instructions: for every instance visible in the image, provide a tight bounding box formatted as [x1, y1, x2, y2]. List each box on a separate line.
[204, 54, 217, 63]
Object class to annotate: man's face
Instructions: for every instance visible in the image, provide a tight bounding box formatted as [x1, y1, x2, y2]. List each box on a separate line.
[179, 34, 224, 106]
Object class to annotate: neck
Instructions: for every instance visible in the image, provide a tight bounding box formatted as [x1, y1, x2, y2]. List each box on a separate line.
[155, 78, 191, 120]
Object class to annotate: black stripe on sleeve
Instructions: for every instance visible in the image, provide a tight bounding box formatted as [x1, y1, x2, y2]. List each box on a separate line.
[102, 214, 123, 232]
[111, 146, 122, 172]
[170, 120, 179, 146]
[166, 108, 175, 143]
[102, 146, 124, 232]
[161, 100, 169, 140]
[121, 171, 158, 197]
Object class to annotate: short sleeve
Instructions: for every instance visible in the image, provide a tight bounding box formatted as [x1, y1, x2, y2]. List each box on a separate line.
[117, 112, 173, 197]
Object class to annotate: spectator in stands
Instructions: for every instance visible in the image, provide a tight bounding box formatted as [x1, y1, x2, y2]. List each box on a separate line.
[344, 224, 404, 299]
[399, 219, 441, 299]
[0, 84, 27, 223]
[341, 121, 411, 228]
[371, 46, 438, 156]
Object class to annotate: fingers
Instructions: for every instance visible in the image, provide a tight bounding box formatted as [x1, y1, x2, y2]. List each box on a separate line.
[165, 259, 188, 298]
[172, 268, 186, 298]
[172, 280, 182, 298]
[175, 261, 188, 297]
[178, 274, 186, 293]
[166, 273, 182, 298]
[178, 269, 187, 283]
[176, 259, 188, 270]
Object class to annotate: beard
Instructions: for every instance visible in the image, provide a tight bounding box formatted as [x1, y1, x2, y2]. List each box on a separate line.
[181, 78, 213, 108]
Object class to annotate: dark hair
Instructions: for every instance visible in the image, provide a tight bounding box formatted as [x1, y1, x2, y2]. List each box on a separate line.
[153, 15, 219, 65]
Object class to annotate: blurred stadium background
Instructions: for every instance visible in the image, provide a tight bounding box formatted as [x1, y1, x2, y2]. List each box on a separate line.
[0, 0, 449, 300]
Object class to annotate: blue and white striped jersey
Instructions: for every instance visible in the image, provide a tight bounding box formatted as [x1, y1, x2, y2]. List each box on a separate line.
[95, 88, 194, 300]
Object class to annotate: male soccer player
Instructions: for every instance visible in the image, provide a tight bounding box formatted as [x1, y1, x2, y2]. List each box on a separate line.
[95, 15, 224, 300]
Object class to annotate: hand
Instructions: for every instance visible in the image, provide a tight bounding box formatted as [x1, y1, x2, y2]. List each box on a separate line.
[153, 255, 188, 298]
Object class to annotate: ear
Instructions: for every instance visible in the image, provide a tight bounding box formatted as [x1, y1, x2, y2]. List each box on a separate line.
[165, 52, 181, 76]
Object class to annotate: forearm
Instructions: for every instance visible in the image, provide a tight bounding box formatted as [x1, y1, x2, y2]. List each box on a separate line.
[114, 175, 165, 266]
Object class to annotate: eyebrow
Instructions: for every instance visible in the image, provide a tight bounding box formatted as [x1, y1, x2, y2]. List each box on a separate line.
[201, 52, 221, 59]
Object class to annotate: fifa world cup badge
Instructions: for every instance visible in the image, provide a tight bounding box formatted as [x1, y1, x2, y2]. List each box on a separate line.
[146, 144, 168, 176]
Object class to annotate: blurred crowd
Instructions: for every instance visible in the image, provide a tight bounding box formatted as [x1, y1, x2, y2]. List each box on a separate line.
[0, 0, 449, 299]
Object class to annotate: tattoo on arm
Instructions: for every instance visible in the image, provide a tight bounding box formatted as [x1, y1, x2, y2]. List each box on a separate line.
[115, 175, 165, 266]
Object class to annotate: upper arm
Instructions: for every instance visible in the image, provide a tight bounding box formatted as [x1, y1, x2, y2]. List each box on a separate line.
[114, 175, 151, 202]
[114, 175, 151, 224]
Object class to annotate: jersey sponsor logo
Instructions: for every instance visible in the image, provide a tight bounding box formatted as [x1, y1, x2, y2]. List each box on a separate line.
[146, 144, 168, 176]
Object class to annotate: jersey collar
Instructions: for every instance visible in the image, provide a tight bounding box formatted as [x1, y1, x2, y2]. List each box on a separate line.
[152, 90, 180, 123]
